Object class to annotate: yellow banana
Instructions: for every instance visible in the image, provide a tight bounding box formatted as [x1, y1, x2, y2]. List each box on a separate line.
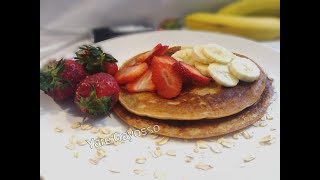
[184, 13, 280, 41]
[217, 0, 280, 17]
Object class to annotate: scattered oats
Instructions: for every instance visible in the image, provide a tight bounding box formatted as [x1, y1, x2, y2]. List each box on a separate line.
[208, 139, 216, 142]
[259, 135, 274, 144]
[96, 149, 107, 158]
[77, 139, 87, 146]
[71, 122, 81, 129]
[241, 130, 252, 139]
[232, 133, 239, 139]
[220, 139, 234, 148]
[135, 157, 147, 164]
[195, 162, 213, 171]
[156, 137, 169, 146]
[100, 127, 111, 134]
[113, 140, 122, 146]
[73, 151, 79, 158]
[90, 127, 99, 133]
[65, 143, 75, 150]
[107, 168, 120, 173]
[217, 137, 225, 144]
[252, 121, 261, 127]
[270, 128, 276, 131]
[156, 146, 161, 150]
[185, 155, 193, 163]
[209, 142, 222, 153]
[154, 149, 162, 158]
[243, 155, 256, 162]
[149, 134, 159, 139]
[54, 127, 63, 133]
[259, 121, 268, 127]
[153, 171, 166, 179]
[266, 113, 273, 120]
[196, 140, 208, 149]
[89, 158, 98, 165]
[166, 150, 176, 156]
[69, 135, 77, 144]
[97, 133, 108, 139]
[133, 169, 144, 175]
[81, 124, 92, 130]
[193, 147, 199, 153]
[260, 116, 267, 121]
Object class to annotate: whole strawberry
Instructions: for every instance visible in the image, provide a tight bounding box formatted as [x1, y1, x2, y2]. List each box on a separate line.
[75, 73, 120, 115]
[75, 45, 118, 75]
[40, 59, 88, 100]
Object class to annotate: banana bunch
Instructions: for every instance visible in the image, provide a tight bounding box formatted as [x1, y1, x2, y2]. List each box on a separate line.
[217, 0, 280, 17]
[184, 0, 280, 41]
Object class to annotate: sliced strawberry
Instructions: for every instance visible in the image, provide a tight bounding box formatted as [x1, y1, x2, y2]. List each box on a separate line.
[154, 55, 176, 65]
[173, 61, 211, 85]
[126, 69, 156, 93]
[136, 44, 168, 64]
[154, 45, 169, 56]
[151, 56, 182, 99]
[114, 63, 148, 84]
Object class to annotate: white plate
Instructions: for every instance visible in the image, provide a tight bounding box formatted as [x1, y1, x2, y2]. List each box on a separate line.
[40, 30, 280, 180]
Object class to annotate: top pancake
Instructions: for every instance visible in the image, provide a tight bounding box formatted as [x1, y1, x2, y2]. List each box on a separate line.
[119, 47, 267, 120]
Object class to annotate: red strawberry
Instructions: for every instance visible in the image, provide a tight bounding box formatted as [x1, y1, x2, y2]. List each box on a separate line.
[47, 87, 74, 101]
[114, 63, 148, 84]
[126, 69, 156, 93]
[136, 44, 169, 64]
[40, 59, 88, 101]
[103, 62, 118, 76]
[173, 61, 211, 85]
[151, 56, 182, 99]
[155, 45, 169, 56]
[75, 73, 120, 115]
[75, 45, 118, 74]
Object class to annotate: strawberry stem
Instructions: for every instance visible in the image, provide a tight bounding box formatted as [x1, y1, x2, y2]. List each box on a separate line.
[74, 45, 117, 74]
[76, 84, 113, 115]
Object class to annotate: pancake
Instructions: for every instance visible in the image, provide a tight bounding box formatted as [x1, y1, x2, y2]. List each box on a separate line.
[113, 79, 273, 139]
[119, 47, 267, 120]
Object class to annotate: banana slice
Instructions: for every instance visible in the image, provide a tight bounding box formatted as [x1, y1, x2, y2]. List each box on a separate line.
[202, 44, 235, 64]
[229, 57, 260, 82]
[194, 62, 210, 77]
[171, 49, 195, 65]
[208, 63, 239, 87]
[192, 45, 215, 64]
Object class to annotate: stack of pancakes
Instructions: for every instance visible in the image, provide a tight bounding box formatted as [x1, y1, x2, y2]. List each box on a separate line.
[113, 47, 274, 139]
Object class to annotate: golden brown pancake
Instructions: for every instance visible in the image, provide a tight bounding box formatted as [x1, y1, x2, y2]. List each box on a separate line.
[119, 47, 267, 120]
[114, 79, 273, 139]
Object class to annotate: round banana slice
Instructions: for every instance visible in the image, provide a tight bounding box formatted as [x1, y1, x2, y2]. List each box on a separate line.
[202, 44, 234, 64]
[208, 63, 239, 87]
[194, 62, 210, 77]
[229, 57, 260, 82]
[192, 45, 215, 64]
[171, 49, 195, 65]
